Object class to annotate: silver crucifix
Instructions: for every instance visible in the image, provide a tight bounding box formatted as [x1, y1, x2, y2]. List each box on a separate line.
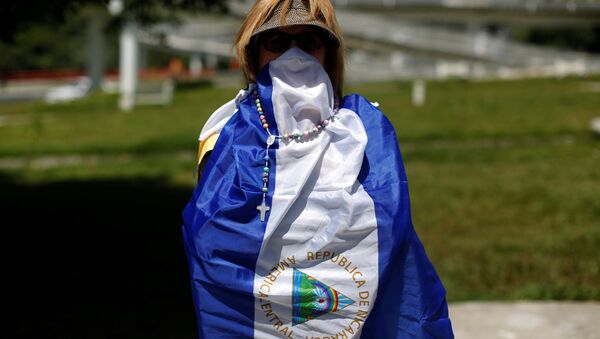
[257, 198, 270, 222]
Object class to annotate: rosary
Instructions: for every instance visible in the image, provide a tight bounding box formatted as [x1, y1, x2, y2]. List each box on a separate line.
[252, 89, 339, 222]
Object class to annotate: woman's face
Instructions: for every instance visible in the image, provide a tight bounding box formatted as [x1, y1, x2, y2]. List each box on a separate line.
[256, 25, 327, 71]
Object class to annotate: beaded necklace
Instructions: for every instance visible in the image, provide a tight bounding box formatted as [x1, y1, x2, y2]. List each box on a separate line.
[252, 89, 340, 222]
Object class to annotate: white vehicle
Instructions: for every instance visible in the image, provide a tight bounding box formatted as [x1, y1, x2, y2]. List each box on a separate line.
[45, 77, 91, 103]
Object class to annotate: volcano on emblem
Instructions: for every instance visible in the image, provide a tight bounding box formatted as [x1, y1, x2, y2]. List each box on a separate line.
[292, 268, 355, 326]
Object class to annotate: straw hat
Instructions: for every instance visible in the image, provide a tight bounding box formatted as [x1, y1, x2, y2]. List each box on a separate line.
[251, 0, 340, 47]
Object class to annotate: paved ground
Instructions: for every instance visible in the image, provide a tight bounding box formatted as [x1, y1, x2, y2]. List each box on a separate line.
[450, 301, 600, 339]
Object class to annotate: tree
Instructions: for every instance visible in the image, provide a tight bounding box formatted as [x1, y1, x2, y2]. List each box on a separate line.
[0, 0, 228, 72]
[0, 0, 227, 43]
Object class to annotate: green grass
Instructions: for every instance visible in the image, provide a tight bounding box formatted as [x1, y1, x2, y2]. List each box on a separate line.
[0, 87, 231, 157]
[408, 140, 600, 300]
[2, 76, 599, 302]
[353, 76, 600, 301]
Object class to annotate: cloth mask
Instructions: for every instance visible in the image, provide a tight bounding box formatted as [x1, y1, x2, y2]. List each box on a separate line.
[266, 47, 335, 135]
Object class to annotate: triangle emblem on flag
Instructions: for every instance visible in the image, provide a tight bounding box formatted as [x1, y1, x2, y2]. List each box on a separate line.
[292, 268, 354, 326]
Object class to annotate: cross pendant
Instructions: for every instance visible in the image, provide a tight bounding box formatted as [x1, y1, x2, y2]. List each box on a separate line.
[257, 199, 270, 222]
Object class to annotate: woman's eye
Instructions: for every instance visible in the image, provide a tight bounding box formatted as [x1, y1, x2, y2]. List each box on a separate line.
[270, 35, 289, 45]
[298, 37, 322, 51]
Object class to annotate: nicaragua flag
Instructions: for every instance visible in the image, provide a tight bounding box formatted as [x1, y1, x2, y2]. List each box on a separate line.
[183, 48, 453, 338]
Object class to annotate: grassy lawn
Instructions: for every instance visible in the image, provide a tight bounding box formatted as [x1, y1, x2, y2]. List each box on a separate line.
[2, 76, 599, 336]
[358, 77, 600, 301]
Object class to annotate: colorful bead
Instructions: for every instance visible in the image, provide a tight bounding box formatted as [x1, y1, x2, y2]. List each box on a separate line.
[253, 90, 339, 216]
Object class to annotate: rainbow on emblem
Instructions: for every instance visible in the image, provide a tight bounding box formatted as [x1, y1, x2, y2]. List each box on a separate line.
[292, 268, 354, 326]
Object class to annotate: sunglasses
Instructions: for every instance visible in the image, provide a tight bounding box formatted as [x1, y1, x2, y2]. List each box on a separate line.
[257, 29, 327, 53]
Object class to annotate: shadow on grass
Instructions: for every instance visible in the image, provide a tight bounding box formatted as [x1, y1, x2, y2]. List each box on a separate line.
[3, 174, 197, 339]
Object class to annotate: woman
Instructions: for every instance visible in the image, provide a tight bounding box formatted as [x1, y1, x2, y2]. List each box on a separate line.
[183, 0, 453, 338]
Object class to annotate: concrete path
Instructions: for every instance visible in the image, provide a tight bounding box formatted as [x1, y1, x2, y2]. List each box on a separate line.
[450, 301, 600, 339]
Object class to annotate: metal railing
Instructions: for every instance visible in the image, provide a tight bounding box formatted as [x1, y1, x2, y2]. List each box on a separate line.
[332, 0, 600, 9]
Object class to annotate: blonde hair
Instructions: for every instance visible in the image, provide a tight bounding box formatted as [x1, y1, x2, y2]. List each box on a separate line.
[234, 0, 345, 99]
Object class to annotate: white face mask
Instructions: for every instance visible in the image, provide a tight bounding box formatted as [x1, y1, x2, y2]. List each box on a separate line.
[267, 47, 335, 134]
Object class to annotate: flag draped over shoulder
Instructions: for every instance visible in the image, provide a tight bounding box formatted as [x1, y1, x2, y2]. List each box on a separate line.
[182, 48, 453, 339]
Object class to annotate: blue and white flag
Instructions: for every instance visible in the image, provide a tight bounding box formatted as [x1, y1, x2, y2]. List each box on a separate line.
[183, 48, 453, 338]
